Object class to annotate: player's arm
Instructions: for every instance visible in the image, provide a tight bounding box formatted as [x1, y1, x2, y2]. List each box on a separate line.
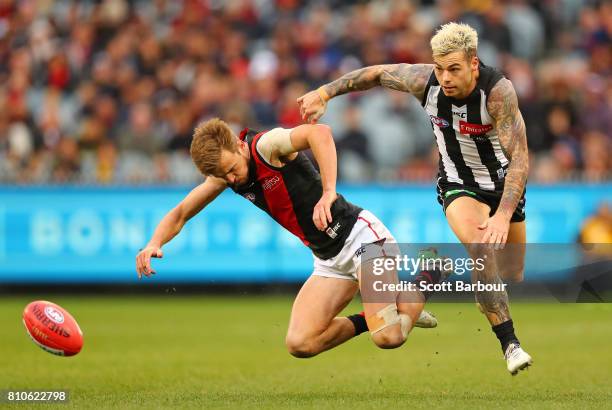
[297, 64, 434, 123]
[136, 178, 227, 278]
[261, 124, 338, 230]
[481, 78, 529, 245]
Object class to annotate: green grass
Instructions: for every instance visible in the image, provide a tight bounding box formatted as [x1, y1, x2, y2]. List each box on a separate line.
[1, 296, 611, 409]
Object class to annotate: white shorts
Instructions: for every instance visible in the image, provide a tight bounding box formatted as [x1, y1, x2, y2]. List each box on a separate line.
[312, 210, 399, 281]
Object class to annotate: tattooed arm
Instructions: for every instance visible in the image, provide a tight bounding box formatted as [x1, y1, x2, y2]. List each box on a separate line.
[297, 64, 434, 123]
[324, 63, 434, 100]
[479, 78, 529, 245]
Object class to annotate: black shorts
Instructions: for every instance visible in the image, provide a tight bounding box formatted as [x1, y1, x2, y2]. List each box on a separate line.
[436, 179, 526, 223]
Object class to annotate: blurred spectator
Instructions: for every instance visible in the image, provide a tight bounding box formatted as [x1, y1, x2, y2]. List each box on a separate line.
[579, 74, 612, 135]
[582, 131, 610, 182]
[95, 139, 118, 184]
[546, 105, 580, 166]
[0, 0, 609, 185]
[337, 105, 372, 182]
[579, 203, 612, 244]
[118, 102, 163, 156]
[52, 137, 80, 183]
[505, 0, 545, 61]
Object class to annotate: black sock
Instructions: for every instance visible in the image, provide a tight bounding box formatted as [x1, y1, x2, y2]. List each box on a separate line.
[347, 313, 368, 336]
[412, 269, 442, 301]
[492, 319, 519, 353]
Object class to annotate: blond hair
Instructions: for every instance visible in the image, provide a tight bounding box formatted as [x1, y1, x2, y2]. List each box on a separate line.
[430, 22, 478, 59]
[190, 118, 237, 175]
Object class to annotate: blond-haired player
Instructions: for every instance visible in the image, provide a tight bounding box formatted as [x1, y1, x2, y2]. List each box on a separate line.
[298, 22, 532, 375]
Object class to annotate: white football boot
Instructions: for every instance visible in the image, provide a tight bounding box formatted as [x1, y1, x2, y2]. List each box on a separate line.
[414, 310, 438, 328]
[505, 342, 533, 375]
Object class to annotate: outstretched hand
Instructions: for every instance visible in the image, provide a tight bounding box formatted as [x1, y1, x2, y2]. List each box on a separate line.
[136, 246, 164, 279]
[297, 90, 327, 124]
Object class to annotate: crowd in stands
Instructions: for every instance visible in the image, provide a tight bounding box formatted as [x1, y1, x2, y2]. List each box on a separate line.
[0, 0, 609, 184]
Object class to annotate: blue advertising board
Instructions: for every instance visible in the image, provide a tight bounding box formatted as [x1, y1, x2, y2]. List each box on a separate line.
[0, 184, 610, 283]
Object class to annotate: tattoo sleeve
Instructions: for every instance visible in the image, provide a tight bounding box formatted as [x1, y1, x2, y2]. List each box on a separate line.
[322, 64, 434, 102]
[487, 78, 529, 219]
[475, 271, 511, 324]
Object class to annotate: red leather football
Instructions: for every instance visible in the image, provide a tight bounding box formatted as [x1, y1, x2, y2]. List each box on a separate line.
[22, 301, 84, 356]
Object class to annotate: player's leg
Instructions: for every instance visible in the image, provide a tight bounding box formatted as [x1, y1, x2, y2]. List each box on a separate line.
[359, 259, 442, 349]
[493, 221, 531, 374]
[444, 195, 491, 244]
[445, 196, 510, 325]
[356, 212, 444, 348]
[285, 275, 359, 358]
[495, 221, 526, 283]
[359, 253, 445, 349]
[354, 211, 428, 349]
[359, 257, 415, 349]
[398, 246, 452, 328]
[446, 196, 532, 374]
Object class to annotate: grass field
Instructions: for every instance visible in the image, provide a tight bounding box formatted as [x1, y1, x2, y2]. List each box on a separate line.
[1, 295, 611, 409]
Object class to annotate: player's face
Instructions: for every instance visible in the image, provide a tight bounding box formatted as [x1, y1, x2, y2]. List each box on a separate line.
[433, 51, 479, 99]
[214, 142, 250, 188]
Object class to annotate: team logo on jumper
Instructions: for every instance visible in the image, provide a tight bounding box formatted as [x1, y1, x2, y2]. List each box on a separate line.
[244, 192, 256, 202]
[460, 121, 493, 135]
[325, 222, 341, 239]
[429, 115, 450, 128]
[261, 176, 281, 191]
[452, 110, 467, 118]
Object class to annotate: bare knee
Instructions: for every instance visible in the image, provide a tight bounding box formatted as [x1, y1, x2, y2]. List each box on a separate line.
[371, 327, 406, 349]
[285, 334, 319, 358]
[366, 306, 411, 349]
